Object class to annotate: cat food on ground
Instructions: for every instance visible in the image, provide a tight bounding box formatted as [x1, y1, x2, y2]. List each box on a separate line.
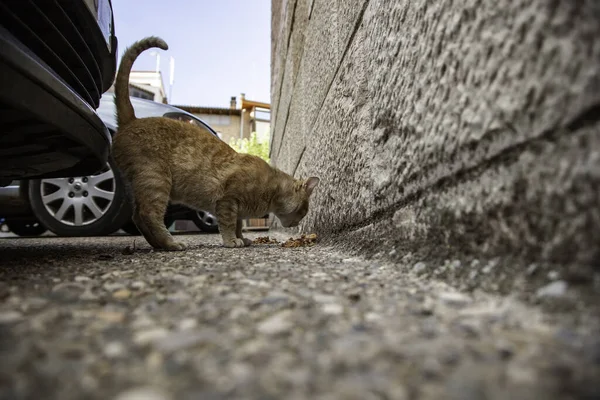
[281, 233, 318, 248]
[253, 236, 281, 244]
[122, 240, 137, 255]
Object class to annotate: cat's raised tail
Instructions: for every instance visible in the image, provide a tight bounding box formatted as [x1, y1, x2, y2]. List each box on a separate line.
[114, 36, 168, 128]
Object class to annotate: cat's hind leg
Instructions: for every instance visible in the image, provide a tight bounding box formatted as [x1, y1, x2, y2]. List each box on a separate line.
[236, 219, 252, 246]
[131, 170, 185, 251]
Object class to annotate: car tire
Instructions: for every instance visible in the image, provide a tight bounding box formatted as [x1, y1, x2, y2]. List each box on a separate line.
[28, 157, 132, 236]
[120, 220, 141, 236]
[5, 218, 47, 237]
[191, 210, 219, 233]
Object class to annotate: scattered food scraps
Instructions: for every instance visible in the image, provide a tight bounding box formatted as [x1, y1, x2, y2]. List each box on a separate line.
[253, 234, 319, 247]
[281, 233, 318, 248]
[253, 236, 281, 244]
[122, 239, 137, 255]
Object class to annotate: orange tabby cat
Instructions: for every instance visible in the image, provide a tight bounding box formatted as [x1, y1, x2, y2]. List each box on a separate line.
[112, 37, 319, 250]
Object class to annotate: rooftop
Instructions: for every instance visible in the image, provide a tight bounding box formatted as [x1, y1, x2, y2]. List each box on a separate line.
[173, 105, 242, 116]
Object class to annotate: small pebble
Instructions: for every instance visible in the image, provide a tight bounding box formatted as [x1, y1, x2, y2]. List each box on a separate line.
[421, 357, 442, 379]
[482, 260, 497, 274]
[456, 319, 481, 338]
[257, 310, 293, 335]
[495, 339, 514, 360]
[547, 271, 559, 280]
[413, 262, 427, 273]
[134, 327, 169, 346]
[526, 263, 538, 276]
[51, 282, 86, 301]
[177, 318, 198, 331]
[438, 347, 461, 365]
[100, 272, 115, 280]
[104, 282, 126, 292]
[506, 364, 537, 385]
[155, 329, 217, 353]
[80, 288, 99, 301]
[438, 291, 472, 307]
[365, 312, 381, 322]
[131, 315, 155, 329]
[0, 311, 22, 324]
[97, 310, 125, 323]
[347, 293, 361, 302]
[104, 341, 126, 358]
[25, 297, 48, 310]
[130, 281, 147, 290]
[468, 269, 478, 280]
[113, 386, 171, 400]
[322, 303, 344, 315]
[113, 289, 132, 300]
[536, 281, 567, 298]
[61, 344, 85, 359]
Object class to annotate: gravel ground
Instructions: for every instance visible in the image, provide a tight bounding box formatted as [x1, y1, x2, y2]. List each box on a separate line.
[0, 232, 599, 400]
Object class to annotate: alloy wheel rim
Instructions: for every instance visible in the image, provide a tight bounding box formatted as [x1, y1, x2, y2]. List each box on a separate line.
[197, 210, 217, 227]
[40, 165, 115, 226]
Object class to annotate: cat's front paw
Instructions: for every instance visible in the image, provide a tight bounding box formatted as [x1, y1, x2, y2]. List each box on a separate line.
[224, 238, 246, 248]
[161, 241, 187, 251]
[241, 238, 253, 247]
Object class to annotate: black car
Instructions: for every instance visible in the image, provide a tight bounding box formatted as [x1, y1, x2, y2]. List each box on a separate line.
[0, 94, 221, 237]
[0, 0, 118, 185]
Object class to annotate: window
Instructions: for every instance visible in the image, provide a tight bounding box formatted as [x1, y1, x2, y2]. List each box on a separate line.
[254, 109, 270, 121]
[130, 87, 153, 100]
[199, 114, 231, 126]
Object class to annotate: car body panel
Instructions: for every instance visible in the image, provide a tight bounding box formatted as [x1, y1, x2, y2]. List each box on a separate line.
[0, 0, 117, 180]
[97, 93, 220, 137]
[0, 26, 111, 180]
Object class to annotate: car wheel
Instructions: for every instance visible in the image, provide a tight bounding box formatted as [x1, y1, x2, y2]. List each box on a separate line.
[191, 210, 219, 233]
[5, 219, 47, 237]
[28, 158, 132, 236]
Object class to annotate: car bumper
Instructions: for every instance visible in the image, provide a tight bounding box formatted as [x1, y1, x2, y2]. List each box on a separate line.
[0, 25, 111, 180]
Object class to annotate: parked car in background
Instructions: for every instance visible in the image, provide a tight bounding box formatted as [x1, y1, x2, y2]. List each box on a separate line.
[0, 94, 221, 237]
[0, 0, 118, 186]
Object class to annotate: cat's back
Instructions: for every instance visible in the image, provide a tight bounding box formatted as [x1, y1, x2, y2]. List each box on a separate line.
[113, 117, 227, 156]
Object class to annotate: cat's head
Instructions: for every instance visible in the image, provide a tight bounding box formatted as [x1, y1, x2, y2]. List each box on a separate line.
[275, 177, 320, 228]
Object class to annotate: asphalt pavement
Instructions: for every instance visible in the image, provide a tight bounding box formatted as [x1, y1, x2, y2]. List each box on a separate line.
[0, 232, 599, 400]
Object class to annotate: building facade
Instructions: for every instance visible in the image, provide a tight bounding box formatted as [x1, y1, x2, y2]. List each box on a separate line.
[175, 93, 271, 146]
[107, 70, 168, 103]
[128, 71, 168, 103]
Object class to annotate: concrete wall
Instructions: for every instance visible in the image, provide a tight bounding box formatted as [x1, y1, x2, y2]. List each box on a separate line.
[270, 0, 600, 275]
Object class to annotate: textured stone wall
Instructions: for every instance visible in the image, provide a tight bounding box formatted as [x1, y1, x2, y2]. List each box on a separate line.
[270, 0, 600, 274]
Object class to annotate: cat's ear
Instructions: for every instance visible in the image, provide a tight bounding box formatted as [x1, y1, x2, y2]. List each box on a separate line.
[303, 177, 320, 196]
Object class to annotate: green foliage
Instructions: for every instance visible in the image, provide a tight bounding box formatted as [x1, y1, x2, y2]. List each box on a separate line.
[229, 131, 270, 163]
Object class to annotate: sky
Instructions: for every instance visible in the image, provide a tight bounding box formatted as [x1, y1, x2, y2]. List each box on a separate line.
[112, 0, 271, 107]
